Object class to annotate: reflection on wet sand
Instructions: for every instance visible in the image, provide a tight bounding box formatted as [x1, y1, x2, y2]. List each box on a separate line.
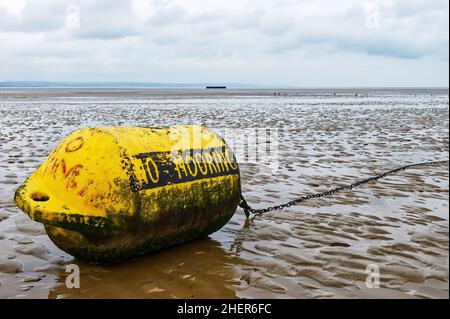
[50, 238, 240, 299]
[0, 89, 448, 298]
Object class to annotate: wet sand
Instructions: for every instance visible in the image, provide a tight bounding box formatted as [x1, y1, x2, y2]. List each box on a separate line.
[0, 89, 448, 299]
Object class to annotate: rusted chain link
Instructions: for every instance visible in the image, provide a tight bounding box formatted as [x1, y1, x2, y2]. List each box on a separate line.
[239, 160, 449, 219]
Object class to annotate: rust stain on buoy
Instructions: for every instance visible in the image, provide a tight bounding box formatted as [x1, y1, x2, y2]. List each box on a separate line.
[14, 125, 241, 264]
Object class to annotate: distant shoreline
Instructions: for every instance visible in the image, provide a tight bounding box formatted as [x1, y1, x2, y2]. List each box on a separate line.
[0, 82, 448, 91]
[0, 87, 448, 103]
[0, 81, 245, 89]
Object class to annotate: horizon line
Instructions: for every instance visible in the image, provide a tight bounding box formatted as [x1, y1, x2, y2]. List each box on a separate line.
[0, 81, 448, 90]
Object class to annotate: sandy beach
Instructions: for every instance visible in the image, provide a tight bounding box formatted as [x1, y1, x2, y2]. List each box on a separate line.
[0, 88, 448, 299]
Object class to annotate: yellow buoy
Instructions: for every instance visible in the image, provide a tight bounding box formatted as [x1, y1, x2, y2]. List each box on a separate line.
[14, 125, 241, 264]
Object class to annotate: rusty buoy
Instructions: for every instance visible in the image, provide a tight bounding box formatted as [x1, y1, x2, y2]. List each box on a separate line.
[15, 125, 241, 264]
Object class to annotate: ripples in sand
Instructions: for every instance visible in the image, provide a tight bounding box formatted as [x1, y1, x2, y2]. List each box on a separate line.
[0, 90, 448, 298]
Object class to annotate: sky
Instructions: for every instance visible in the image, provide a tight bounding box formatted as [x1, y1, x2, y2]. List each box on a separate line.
[0, 0, 448, 87]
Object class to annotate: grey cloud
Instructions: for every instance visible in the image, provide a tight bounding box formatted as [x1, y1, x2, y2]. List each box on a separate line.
[148, 3, 186, 26]
[0, 0, 447, 86]
[0, 0, 66, 32]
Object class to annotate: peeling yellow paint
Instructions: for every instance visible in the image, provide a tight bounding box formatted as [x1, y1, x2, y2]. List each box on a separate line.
[14, 125, 241, 263]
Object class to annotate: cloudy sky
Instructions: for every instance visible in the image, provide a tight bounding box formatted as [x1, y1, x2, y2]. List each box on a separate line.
[0, 0, 448, 87]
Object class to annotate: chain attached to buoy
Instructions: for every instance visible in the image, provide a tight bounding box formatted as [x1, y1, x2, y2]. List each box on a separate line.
[239, 160, 449, 219]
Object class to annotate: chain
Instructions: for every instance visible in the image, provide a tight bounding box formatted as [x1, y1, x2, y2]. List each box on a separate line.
[239, 160, 449, 219]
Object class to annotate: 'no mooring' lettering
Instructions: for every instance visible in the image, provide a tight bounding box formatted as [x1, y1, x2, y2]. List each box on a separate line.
[131, 147, 239, 191]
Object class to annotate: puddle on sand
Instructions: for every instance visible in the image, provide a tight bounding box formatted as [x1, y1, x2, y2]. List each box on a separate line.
[50, 238, 241, 299]
[0, 89, 448, 298]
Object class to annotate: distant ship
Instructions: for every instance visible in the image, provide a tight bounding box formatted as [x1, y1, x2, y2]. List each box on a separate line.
[206, 85, 226, 89]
